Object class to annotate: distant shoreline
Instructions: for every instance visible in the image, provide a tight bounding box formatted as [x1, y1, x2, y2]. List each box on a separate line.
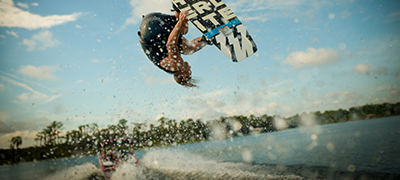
[1, 102, 399, 166]
[1, 114, 399, 167]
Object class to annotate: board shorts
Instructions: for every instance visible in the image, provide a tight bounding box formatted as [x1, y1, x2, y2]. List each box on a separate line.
[138, 12, 183, 74]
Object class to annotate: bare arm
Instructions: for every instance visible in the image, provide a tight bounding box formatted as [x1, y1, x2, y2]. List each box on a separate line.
[175, 11, 189, 35]
[161, 11, 189, 72]
[168, 11, 188, 48]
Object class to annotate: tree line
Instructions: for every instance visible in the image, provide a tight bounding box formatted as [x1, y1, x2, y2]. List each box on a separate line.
[1, 102, 399, 165]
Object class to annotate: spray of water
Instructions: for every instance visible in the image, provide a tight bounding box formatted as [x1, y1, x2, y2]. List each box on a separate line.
[298, 113, 323, 150]
[111, 163, 146, 180]
[43, 163, 101, 180]
[110, 148, 304, 179]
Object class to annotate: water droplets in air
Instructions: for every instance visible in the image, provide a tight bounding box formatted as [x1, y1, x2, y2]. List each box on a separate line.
[273, 117, 288, 130]
[339, 43, 347, 50]
[328, 13, 335, 20]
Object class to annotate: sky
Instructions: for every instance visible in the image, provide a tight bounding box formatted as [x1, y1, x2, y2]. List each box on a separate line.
[0, 0, 399, 148]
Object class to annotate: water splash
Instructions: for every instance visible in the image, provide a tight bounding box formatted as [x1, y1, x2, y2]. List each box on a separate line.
[116, 148, 304, 180]
[111, 163, 146, 180]
[43, 163, 101, 180]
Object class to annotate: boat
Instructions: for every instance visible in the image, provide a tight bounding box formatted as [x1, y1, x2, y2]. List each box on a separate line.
[98, 138, 139, 178]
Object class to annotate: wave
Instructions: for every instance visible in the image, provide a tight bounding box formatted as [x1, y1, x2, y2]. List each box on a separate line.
[40, 148, 399, 180]
[42, 163, 102, 180]
[111, 148, 303, 180]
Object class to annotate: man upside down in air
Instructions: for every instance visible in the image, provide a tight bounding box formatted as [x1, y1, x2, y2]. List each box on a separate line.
[138, 6, 211, 87]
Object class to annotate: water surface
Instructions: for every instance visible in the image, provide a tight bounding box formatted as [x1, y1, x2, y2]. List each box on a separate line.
[1, 116, 399, 180]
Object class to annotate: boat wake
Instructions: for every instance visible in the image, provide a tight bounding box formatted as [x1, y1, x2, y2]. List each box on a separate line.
[42, 163, 102, 180]
[42, 148, 399, 180]
[110, 149, 303, 180]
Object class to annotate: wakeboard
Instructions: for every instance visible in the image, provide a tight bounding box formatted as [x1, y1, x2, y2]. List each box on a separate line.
[171, 0, 257, 62]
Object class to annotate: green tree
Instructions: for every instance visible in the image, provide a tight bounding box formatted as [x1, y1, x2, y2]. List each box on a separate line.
[63, 131, 72, 145]
[8, 136, 22, 164]
[89, 123, 100, 149]
[10, 136, 22, 149]
[77, 124, 89, 150]
[45, 121, 64, 146]
[43, 128, 51, 146]
[118, 119, 129, 137]
[108, 124, 118, 138]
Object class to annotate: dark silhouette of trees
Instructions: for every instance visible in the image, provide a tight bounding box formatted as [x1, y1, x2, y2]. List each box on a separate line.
[1, 102, 399, 165]
[10, 136, 22, 150]
[8, 136, 22, 164]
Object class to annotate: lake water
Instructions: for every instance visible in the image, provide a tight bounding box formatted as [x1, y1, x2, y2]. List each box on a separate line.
[1, 116, 399, 180]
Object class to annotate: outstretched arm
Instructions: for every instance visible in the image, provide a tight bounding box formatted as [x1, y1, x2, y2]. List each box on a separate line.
[161, 11, 189, 72]
[168, 11, 188, 47]
[175, 11, 189, 35]
[161, 11, 194, 86]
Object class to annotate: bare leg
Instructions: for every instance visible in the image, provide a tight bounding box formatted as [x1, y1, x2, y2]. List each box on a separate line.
[181, 37, 207, 55]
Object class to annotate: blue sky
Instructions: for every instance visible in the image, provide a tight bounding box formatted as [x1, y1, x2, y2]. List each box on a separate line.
[0, 0, 399, 148]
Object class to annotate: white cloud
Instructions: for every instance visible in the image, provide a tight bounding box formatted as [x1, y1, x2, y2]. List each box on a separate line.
[0, 75, 61, 105]
[201, 89, 230, 99]
[0, 130, 39, 148]
[229, 0, 305, 12]
[270, 79, 293, 88]
[75, 79, 85, 84]
[22, 39, 35, 51]
[30, 2, 38, 7]
[16, 2, 28, 9]
[8, 120, 38, 131]
[310, 0, 333, 10]
[122, 0, 172, 29]
[323, 91, 353, 99]
[80, 103, 89, 109]
[371, 98, 380, 102]
[322, 91, 362, 106]
[0, 121, 14, 133]
[0, 112, 10, 121]
[0, 0, 81, 30]
[18, 65, 59, 81]
[308, 101, 323, 106]
[391, 90, 398, 96]
[0, 83, 4, 93]
[162, 87, 292, 121]
[290, 90, 369, 115]
[206, 98, 226, 108]
[268, 102, 278, 109]
[353, 64, 387, 75]
[1, 75, 37, 92]
[223, 0, 340, 24]
[353, 64, 371, 74]
[22, 30, 59, 51]
[141, 72, 174, 85]
[387, 11, 400, 22]
[141, 72, 159, 84]
[7, 117, 50, 132]
[241, 16, 268, 22]
[284, 48, 341, 69]
[14, 92, 47, 104]
[6, 30, 18, 38]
